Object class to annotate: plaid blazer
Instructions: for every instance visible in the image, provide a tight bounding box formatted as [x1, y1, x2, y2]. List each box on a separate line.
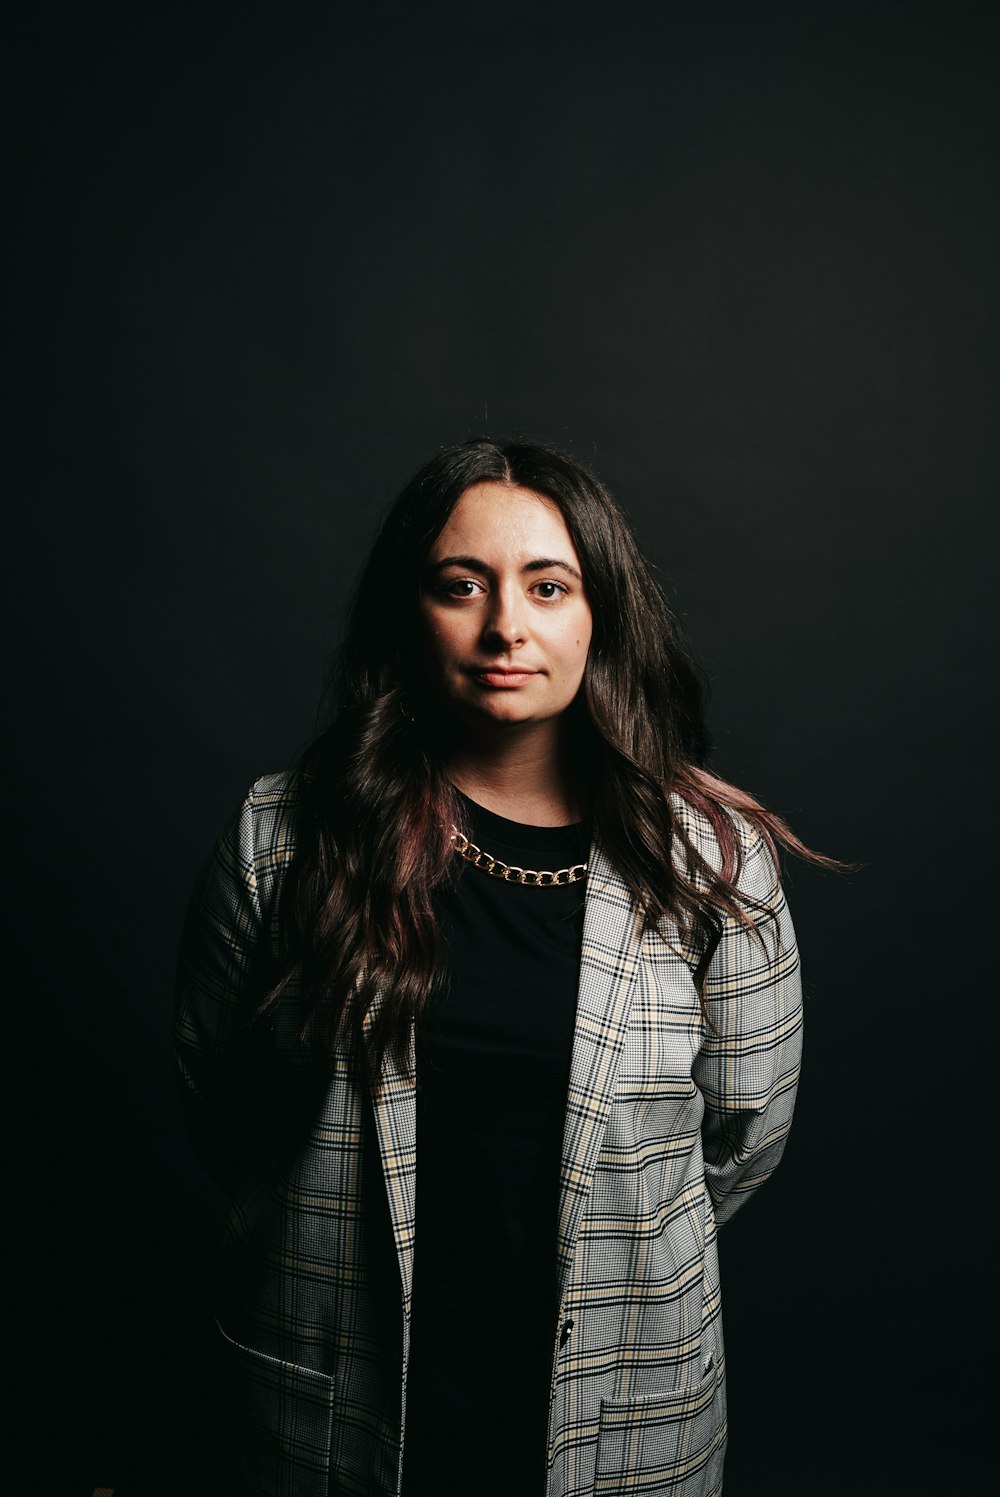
[174, 772, 803, 1497]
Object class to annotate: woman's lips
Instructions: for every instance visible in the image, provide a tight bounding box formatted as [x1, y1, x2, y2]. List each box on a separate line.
[470, 668, 540, 688]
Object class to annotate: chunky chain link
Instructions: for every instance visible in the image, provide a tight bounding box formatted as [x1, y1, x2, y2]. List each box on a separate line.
[450, 828, 588, 887]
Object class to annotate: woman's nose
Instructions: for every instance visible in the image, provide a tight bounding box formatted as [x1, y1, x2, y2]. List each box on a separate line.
[482, 585, 528, 647]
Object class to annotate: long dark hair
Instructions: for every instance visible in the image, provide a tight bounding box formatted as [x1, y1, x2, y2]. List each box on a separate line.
[265, 437, 840, 1087]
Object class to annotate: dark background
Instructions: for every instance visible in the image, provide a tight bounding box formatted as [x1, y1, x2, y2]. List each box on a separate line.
[9, 1, 994, 1492]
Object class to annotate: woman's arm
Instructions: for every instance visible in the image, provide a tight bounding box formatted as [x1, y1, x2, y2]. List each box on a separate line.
[174, 785, 265, 1192]
[692, 820, 804, 1224]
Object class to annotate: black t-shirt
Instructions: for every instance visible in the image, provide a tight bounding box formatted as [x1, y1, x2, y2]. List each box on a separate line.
[401, 793, 589, 1497]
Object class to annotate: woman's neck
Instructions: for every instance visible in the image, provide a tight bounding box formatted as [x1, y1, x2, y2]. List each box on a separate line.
[446, 724, 587, 827]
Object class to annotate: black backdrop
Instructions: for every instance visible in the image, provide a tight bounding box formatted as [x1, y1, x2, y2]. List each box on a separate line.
[9, 2, 994, 1492]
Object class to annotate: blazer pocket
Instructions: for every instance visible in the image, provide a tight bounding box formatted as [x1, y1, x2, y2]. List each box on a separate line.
[593, 1358, 726, 1496]
[215, 1317, 335, 1497]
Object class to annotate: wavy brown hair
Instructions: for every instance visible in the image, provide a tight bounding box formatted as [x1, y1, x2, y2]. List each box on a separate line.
[264, 437, 843, 1087]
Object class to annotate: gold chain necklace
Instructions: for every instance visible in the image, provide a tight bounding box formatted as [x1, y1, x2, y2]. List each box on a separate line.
[450, 827, 588, 887]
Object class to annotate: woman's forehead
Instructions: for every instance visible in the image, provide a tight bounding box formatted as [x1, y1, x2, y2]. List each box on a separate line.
[431, 482, 579, 563]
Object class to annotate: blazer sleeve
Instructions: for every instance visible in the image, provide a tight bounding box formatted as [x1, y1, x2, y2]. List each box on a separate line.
[173, 785, 265, 1191]
[692, 819, 804, 1225]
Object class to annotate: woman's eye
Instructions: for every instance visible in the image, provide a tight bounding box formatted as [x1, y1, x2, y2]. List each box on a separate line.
[434, 577, 567, 601]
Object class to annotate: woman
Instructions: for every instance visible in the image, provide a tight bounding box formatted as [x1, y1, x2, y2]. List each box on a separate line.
[175, 437, 822, 1497]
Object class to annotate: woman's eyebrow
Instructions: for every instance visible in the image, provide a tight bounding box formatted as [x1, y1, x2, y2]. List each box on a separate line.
[428, 554, 583, 583]
[523, 556, 583, 583]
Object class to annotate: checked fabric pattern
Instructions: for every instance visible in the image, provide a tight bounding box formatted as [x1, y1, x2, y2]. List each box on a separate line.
[175, 772, 803, 1496]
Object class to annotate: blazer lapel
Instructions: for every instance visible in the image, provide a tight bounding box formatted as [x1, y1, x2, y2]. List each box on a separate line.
[364, 1003, 418, 1319]
[556, 839, 644, 1298]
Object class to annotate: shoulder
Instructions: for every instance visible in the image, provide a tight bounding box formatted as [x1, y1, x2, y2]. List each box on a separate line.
[237, 769, 303, 882]
[668, 790, 761, 865]
[247, 768, 302, 821]
[668, 789, 780, 904]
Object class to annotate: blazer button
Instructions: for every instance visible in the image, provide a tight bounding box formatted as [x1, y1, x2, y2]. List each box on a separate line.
[559, 1319, 574, 1347]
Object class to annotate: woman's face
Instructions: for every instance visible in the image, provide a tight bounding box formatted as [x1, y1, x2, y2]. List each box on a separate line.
[418, 482, 593, 735]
